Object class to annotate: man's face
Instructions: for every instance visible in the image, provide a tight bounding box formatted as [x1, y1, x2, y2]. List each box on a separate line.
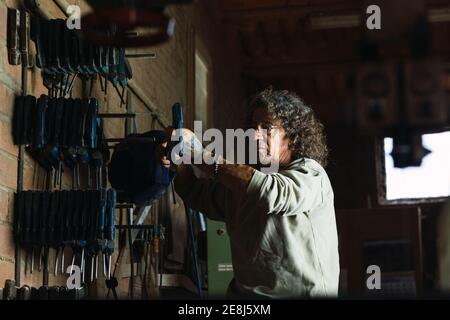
[250, 107, 292, 166]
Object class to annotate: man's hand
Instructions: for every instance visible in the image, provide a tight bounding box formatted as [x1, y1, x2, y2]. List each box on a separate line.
[157, 127, 256, 193]
[156, 124, 174, 170]
[157, 127, 195, 170]
[155, 141, 171, 169]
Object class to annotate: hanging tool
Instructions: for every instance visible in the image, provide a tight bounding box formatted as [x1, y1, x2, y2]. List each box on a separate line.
[186, 208, 203, 297]
[47, 191, 59, 275]
[22, 192, 34, 274]
[3, 280, 17, 300]
[17, 285, 31, 300]
[39, 192, 50, 281]
[105, 189, 117, 280]
[7, 8, 21, 65]
[127, 208, 135, 300]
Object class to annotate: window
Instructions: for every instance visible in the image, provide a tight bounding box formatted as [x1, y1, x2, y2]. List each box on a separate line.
[195, 50, 210, 127]
[383, 131, 450, 200]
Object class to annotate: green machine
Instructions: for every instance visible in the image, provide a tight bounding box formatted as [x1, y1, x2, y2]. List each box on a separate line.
[207, 219, 234, 297]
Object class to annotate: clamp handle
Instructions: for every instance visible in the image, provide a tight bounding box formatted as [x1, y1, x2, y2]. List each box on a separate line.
[171, 102, 183, 157]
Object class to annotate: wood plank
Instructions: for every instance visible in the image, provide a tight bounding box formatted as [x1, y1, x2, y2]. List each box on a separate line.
[244, 0, 288, 9]
[242, 48, 355, 71]
[238, 21, 267, 58]
[315, 73, 335, 103]
[281, 17, 304, 56]
[287, 0, 310, 5]
[220, 0, 245, 11]
[222, 2, 361, 23]
[297, 75, 318, 103]
[262, 20, 288, 58]
[222, 0, 287, 11]
[334, 72, 351, 103]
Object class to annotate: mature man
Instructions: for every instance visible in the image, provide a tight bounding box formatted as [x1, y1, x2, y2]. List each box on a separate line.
[162, 89, 340, 298]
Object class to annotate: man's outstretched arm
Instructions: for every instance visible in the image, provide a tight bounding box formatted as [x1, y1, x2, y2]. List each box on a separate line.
[173, 164, 227, 222]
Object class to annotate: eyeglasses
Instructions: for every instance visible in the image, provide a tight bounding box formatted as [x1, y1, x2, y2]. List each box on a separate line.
[246, 122, 281, 135]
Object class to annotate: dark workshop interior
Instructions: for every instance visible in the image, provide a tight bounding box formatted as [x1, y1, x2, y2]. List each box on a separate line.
[0, 0, 449, 302]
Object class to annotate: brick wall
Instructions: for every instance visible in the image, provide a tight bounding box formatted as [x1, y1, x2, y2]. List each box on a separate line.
[0, 0, 244, 296]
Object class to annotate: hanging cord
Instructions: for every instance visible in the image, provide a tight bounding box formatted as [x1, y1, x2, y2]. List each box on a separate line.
[106, 208, 125, 300]
[127, 208, 135, 300]
[185, 207, 202, 297]
[141, 229, 150, 299]
[159, 225, 165, 289]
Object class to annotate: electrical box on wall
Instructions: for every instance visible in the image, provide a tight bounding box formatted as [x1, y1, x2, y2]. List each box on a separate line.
[206, 219, 234, 297]
[404, 60, 447, 127]
[356, 63, 398, 129]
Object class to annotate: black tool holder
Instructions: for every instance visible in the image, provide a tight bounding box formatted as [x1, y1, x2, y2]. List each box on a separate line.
[30, 17, 133, 105]
[7, 9, 124, 293]
[7, 5, 173, 300]
[0, 279, 88, 300]
[14, 188, 116, 278]
[12, 95, 111, 191]
[7, 8, 34, 289]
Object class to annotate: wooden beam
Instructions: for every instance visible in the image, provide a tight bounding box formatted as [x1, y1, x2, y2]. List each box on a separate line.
[242, 42, 355, 70]
[223, 3, 450, 29]
[310, 7, 450, 30]
[243, 60, 355, 78]
[238, 21, 267, 58]
[221, 0, 289, 12]
[222, 2, 361, 23]
[262, 20, 288, 58]
[280, 18, 303, 55]
[297, 75, 318, 104]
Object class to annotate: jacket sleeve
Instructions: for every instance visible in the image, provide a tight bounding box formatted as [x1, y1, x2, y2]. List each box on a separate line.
[174, 165, 226, 222]
[245, 167, 325, 216]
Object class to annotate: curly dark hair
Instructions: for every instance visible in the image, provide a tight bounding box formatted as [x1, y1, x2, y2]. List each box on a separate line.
[247, 88, 329, 168]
